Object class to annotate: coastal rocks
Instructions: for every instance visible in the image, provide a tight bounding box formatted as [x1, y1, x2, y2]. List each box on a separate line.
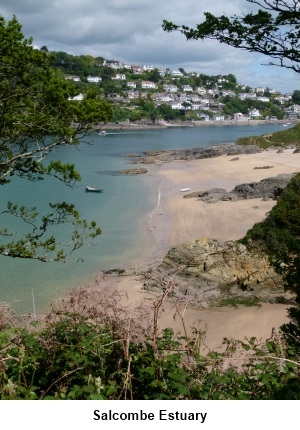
[131, 144, 262, 164]
[254, 165, 274, 169]
[142, 238, 284, 307]
[118, 167, 148, 175]
[183, 173, 296, 202]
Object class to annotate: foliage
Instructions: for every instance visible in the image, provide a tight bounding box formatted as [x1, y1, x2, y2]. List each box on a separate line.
[0, 16, 113, 261]
[0, 286, 299, 400]
[162, 1, 300, 74]
[240, 173, 300, 332]
[292, 90, 300, 104]
[236, 122, 300, 148]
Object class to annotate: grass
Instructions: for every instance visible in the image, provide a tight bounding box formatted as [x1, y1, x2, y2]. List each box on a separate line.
[236, 123, 300, 149]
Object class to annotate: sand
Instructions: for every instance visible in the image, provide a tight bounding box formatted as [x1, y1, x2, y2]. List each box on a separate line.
[106, 148, 299, 349]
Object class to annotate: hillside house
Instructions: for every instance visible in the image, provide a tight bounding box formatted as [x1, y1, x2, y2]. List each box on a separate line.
[248, 108, 261, 118]
[169, 69, 184, 77]
[197, 87, 207, 95]
[68, 93, 84, 101]
[141, 81, 158, 89]
[163, 84, 178, 93]
[112, 74, 126, 81]
[87, 76, 102, 83]
[65, 75, 81, 82]
[183, 84, 193, 92]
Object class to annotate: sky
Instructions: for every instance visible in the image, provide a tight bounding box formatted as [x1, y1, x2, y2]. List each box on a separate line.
[1, 0, 299, 94]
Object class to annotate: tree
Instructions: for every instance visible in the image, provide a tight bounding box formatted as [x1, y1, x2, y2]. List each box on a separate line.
[163, 1, 300, 74]
[0, 16, 113, 262]
[292, 90, 300, 104]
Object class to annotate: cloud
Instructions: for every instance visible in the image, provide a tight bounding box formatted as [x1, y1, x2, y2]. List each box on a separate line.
[0, 0, 299, 92]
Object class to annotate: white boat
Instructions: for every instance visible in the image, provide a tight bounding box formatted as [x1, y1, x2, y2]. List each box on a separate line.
[180, 188, 190, 192]
[98, 130, 106, 136]
[85, 186, 103, 193]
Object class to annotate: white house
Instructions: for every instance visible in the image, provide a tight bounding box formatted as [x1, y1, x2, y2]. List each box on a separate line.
[163, 84, 178, 93]
[68, 93, 84, 101]
[255, 87, 265, 93]
[197, 87, 207, 95]
[127, 82, 136, 88]
[257, 96, 270, 102]
[221, 90, 235, 97]
[127, 91, 139, 99]
[155, 94, 174, 102]
[65, 75, 81, 82]
[234, 112, 249, 120]
[170, 102, 183, 109]
[87, 76, 102, 83]
[141, 81, 158, 89]
[191, 104, 202, 110]
[248, 108, 261, 118]
[238, 93, 257, 100]
[286, 104, 300, 114]
[183, 84, 193, 92]
[112, 74, 126, 81]
[169, 69, 184, 77]
[191, 95, 202, 102]
[143, 65, 155, 72]
[201, 98, 210, 105]
[132, 66, 143, 74]
[214, 115, 225, 121]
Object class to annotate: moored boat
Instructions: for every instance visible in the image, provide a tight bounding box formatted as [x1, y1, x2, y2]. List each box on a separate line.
[85, 186, 103, 193]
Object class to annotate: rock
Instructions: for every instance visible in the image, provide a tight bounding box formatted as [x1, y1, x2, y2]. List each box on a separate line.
[149, 237, 285, 306]
[230, 157, 239, 161]
[254, 165, 274, 169]
[118, 167, 148, 175]
[131, 144, 262, 164]
[184, 173, 296, 202]
[104, 268, 126, 275]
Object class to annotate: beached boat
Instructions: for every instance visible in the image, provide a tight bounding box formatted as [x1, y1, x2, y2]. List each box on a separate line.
[85, 186, 103, 193]
[180, 188, 190, 192]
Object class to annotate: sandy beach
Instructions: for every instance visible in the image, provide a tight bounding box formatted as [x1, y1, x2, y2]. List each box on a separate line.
[105, 147, 299, 349]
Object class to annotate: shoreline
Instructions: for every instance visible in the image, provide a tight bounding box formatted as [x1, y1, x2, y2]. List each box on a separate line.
[99, 118, 298, 131]
[99, 146, 299, 348]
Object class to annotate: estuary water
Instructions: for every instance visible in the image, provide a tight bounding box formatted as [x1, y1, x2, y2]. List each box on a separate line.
[0, 123, 291, 314]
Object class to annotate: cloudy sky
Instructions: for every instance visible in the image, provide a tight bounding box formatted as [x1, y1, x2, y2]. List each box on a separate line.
[1, 0, 299, 93]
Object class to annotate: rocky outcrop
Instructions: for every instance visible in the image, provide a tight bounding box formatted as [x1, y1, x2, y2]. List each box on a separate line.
[118, 167, 148, 175]
[131, 144, 261, 164]
[183, 173, 296, 203]
[142, 238, 285, 307]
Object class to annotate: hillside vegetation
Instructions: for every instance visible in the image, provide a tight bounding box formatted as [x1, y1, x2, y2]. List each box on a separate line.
[236, 123, 300, 148]
[240, 173, 300, 337]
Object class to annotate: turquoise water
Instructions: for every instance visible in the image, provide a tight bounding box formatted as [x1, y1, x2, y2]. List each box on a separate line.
[0, 124, 292, 314]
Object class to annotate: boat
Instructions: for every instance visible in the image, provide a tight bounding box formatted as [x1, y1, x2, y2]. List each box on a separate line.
[85, 186, 103, 193]
[180, 188, 190, 192]
[98, 130, 106, 136]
